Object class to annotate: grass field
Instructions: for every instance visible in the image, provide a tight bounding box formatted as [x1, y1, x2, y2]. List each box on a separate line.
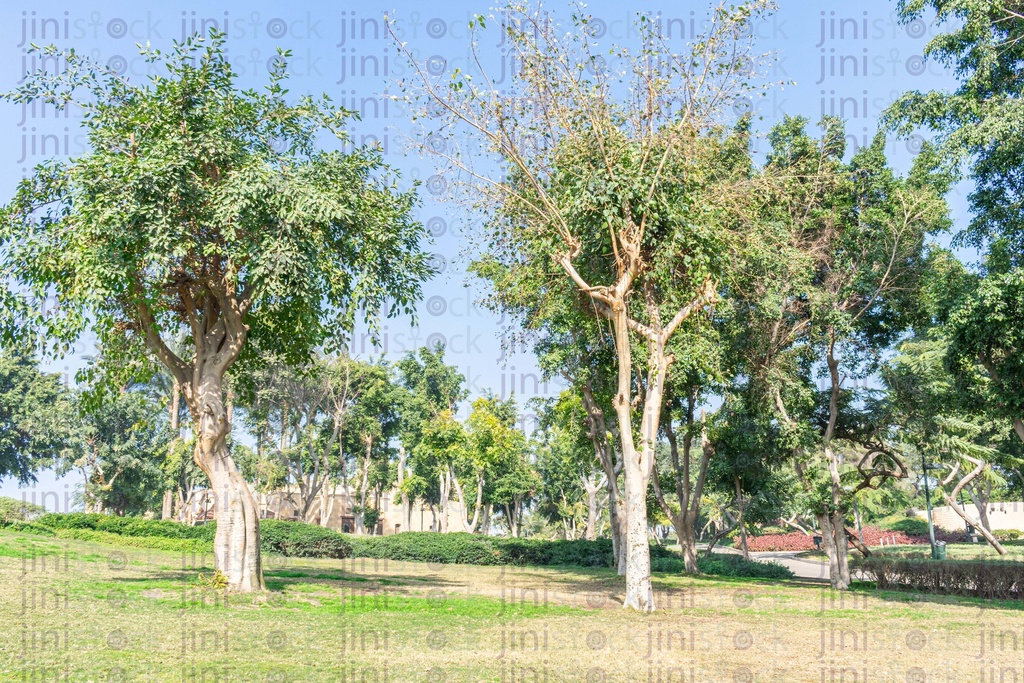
[2, 529, 1022, 683]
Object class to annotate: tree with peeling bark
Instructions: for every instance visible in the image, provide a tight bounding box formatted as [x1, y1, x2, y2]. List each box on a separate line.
[0, 34, 430, 592]
[393, 1, 774, 611]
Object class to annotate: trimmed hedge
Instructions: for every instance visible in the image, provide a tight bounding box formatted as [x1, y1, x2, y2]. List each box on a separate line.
[260, 520, 351, 559]
[858, 556, 1024, 600]
[0, 520, 56, 536]
[32, 514, 351, 559]
[52, 528, 209, 552]
[346, 532, 680, 568]
[37, 513, 217, 541]
[697, 554, 795, 579]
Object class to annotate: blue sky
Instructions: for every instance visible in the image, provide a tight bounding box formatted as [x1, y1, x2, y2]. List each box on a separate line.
[0, 0, 969, 508]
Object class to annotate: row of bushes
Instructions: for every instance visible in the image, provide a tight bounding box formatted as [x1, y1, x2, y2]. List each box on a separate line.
[31, 514, 351, 559]
[858, 556, 1024, 600]
[12, 514, 799, 578]
[347, 532, 651, 567]
[37, 513, 218, 541]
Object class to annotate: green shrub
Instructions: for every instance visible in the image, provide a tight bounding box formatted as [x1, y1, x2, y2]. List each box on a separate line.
[259, 520, 352, 559]
[0, 520, 56, 536]
[651, 557, 684, 573]
[347, 533, 678, 568]
[993, 529, 1023, 541]
[878, 517, 930, 536]
[0, 496, 47, 523]
[38, 513, 217, 541]
[52, 528, 210, 552]
[858, 556, 1024, 600]
[649, 553, 794, 579]
[696, 554, 795, 579]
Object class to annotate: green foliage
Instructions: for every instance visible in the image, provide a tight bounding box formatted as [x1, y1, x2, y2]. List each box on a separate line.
[37, 512, 217, 540]
[858, 555, 1024, 600]
[0, 31, 430, 402]
[993, 529, 1023, 541]
[34, 513, 353, 558]
[347, 532, 678, 568]
[0, 345, 74, 483]
[259, 520, 352, 559]
[878, 517, 930, 536]
[50, 527, 209, 552]
[649, 553, 795, 579]
[0, 520, 55, 536]
[697, 554, 795, 579]
[0, 496, 47, 523]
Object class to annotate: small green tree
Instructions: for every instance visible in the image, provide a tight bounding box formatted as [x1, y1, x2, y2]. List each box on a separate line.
[0, 35, 430, 591]
[0, 345, 73, 483]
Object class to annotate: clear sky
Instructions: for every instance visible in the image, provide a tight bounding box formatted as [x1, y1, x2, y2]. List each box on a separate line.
[0, 0, 969, 508]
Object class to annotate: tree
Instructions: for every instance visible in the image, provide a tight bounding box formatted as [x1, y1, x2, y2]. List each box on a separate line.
[733, 117, 949, 588]
[412, 410, 468, 533]
[395, 345, 467, 530]
[534, 392, 604, 541]
[885, 1, 1024, 451]
[395, 2, 771, 611]
[650, 324, 721, 573]
[238, 354, 359, 526]
[65, 386, 169, 515]
[0, 345, 72, 483]
[886, 331, 1019, 553]
[343, 359, 402, 534]
[0, 35, 431, 591]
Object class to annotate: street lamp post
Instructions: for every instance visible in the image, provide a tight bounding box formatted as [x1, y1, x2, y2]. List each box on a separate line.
[921, 451, 938, 559]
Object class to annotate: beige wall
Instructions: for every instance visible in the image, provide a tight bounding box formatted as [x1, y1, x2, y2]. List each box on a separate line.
[915, 501, 1024, 532]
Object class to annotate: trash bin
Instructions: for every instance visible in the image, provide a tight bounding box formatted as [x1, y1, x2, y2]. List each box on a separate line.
[933, 541, 947, 560]
[813, 535, 822, 551]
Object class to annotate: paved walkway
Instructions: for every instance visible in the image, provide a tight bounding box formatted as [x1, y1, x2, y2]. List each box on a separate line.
[702, 544, 831, 581]
[749, 550, 830, 581]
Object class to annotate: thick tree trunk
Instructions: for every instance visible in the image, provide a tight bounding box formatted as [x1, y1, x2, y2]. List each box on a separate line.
[677, 512, 698, 572]
[193, 374, 263, 593]
[610, 307, 664, 612]
[161, 490, 173, 520]
[817, 511, 850, 590]
[398, 446, 412, 533]
[583, 475, 599, 541]
[967, 480, 992, 533]
[735, 476, 749, 561]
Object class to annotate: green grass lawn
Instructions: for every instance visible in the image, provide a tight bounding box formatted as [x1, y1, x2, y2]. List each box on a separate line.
[1, 529, 1021, 682]
[875, 540, 1024, 562]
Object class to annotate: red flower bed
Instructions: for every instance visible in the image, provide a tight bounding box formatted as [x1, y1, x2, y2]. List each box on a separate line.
[735, 526, 966, 552]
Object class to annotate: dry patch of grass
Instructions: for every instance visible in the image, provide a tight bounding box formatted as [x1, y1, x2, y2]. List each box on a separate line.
[0, 530, 1020, 682]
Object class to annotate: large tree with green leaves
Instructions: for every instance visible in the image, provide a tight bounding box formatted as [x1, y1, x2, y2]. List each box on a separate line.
[733, 117, 949, 588]
[395, 1, 771, 611]
[0, 34, 430, 591]
[885, 0, 1024, 450]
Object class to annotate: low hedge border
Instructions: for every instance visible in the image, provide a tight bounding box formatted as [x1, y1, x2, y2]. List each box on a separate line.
[857, 556, 1024, 600]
